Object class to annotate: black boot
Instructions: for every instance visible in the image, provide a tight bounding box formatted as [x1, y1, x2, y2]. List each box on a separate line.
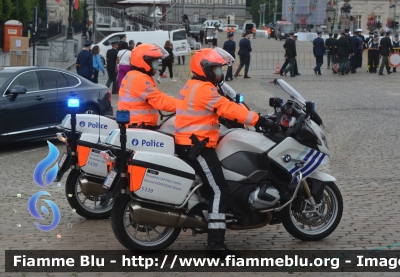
[205, 241, 236, 258]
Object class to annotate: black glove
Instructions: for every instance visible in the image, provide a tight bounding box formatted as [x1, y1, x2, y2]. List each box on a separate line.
[255, 115, 275, 130]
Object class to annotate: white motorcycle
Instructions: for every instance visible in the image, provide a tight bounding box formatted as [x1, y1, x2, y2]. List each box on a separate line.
[101, 78, 343, 251]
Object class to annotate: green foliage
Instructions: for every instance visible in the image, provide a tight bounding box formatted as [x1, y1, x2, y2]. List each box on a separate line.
[0, 0, 14, 22]
[73, 1, 84, 23]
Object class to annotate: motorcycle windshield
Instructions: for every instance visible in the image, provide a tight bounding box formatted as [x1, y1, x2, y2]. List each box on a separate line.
[259, 78, 306, 107]
[220, 82, 237, 99]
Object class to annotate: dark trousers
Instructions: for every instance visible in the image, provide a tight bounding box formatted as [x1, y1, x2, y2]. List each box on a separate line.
[106, 68, 118, 94]
[284, 58, 296, 76]
[379, 55, 390, 74]
[338, 56, 348, 74]
[368, 51, 379, 73]
[236, 55, 250, 77]
[177, 56, 185, 65]
[327, 53, 332, 68]
[175, 146, 229, 243]
[357, 51, 363, 67]
[314, 55, 323, 74]
[280, 59, 298, 75]
[92, 70, 99, 83]
[225, 64, 233, 80]
[160, 62, 173, 78]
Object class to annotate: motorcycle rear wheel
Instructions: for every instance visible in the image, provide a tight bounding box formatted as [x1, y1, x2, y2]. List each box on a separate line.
[282, 182, 343, 241]
[111, 194, 181, 251]
[65, 170, 112, 219]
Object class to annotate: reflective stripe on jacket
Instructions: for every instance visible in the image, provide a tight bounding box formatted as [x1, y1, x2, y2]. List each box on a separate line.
[118, 70, 176, 126]
[174, 80, 259, 148]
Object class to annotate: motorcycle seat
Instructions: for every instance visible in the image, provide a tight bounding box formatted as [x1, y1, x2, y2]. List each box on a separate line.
[78, 140, 114, 151]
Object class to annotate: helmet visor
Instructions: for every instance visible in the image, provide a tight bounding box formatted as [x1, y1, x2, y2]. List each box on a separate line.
[143, 43, 170, 60]
[204, 47, 235, 66]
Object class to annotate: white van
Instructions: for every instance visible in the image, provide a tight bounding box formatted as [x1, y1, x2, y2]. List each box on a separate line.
[202, 20, 223, 31]
[95, 29, 189, 64]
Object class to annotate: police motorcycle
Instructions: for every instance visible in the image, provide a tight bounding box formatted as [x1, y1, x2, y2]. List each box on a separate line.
[54, 82, 240, 220]
[54, 97, 176, 219]
[100, 78, 343, 251]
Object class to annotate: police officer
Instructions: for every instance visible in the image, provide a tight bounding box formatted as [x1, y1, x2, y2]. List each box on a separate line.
[313, 31, 325, 75]
[365, 31, 374, 50]
[378, 31, 394, 75]
[118, 44, 176, 129]
[368, 34, 380, 73]
[76, 40, 94, 81]
[344, 29, 354, 74]
[174, 47, 274, 256]
[106, 40, 119, 94]
[223, 32, 236, 81]
[337, 32, 352, 76]
[117, 34, 127, 51]
[330, 33, 339, 73]
[391, 34, 399, 72]
[325, 33, 334, 69]
[351, 30, 362, 73]
[356, 29, 365, 68]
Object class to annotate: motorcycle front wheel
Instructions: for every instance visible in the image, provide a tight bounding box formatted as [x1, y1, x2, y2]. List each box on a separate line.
[65, 170, 112, 219]
[111, 194, 181, 251]
[282, 182, 343, 241]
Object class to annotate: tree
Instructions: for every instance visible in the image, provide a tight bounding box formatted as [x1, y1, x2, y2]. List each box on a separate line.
[73, 1, 84, 23]
[0, 0, 14, 22]
[250, 0, 282, 27]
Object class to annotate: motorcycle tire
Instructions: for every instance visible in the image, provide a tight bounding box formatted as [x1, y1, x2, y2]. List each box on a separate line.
[281, 182, 343, 241]
[65, 169, 112, 220]
[111, 194, 181, 251]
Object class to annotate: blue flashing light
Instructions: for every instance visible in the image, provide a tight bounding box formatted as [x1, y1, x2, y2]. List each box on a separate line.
[278, 98, 284, 106]
[116, 110, 130, 124]
[310, 101, 315, 112]
[236, 94, 244, 104]
[68, 98, 80, 108]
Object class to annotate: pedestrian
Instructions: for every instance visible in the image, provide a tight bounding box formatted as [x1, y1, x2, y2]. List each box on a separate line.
[128, 40, 135, 51]
[157, 40, 176, 83]
[350, 30, 362, 73]
[87, 27, 92, 41]
[252, 26, 256, 39]
[116, 41, 132, 89]
[325, 33, 333, 69]
[105, 40, 119, 94]
[76, 40, 94, 81]
[378, 31, 394, 75]
[368, 34, 380, 73]
[177, 55, 185, 65]
[337, 32, 352, 76]
[281, 34, 300, 76]
[282, 33, 297, 77]
[174, 47, 263, 256]
[313, 31, 325, 75]
[223, 32, 236, 81]
[356, 29, 365, 68]
[136, 42, 142, 47]
[199, 27, 205, 45]
[91, 45, 105, 84]
[365, 31, 374, 50]
[226, 26, 231, 38]
[391, 34, 399, 72]
[118, 44, 176, 129]
[117, 34, 127, 51]
[330, 33, 339, 74]
[212, 25, 219, 48]
[344, 29, 354, 74]
[234, 32, 252, 79]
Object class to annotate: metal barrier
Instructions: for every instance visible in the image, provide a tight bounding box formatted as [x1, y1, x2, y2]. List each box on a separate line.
[0, 51, 76, 69]
[49, 39, 79, 62]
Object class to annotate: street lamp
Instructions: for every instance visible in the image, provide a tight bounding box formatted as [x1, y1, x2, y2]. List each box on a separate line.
[262, 3, 266, 26]
[37, 0, 48, 46]
[82, 0, 87, 42]
[274, 0, 277, 24]
[313, 0, 318, 31]
[291, 0, 296, 25]
[67, 0, 73, 40]
[260, 4, 263, 28]
[333, 0, 339, 31]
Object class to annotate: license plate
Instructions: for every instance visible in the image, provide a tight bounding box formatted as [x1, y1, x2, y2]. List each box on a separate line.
[103, 170, 117, 189]
[58, 152, 68, 168]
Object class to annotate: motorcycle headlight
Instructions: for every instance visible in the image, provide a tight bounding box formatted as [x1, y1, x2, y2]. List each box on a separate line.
[320, 132, 329, 150]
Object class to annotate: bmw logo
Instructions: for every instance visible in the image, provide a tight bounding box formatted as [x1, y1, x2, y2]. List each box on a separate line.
[79, 121, 85, 127]
[132, 139, 139, 146]
[282, 155, 291, 163]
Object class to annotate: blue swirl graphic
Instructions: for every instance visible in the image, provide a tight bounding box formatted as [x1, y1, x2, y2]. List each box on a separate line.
[33, 141, 59, 188]
[28, 191, 60, 232]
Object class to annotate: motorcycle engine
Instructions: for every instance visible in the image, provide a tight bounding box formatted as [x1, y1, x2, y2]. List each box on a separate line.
[248, 184, 280, 210]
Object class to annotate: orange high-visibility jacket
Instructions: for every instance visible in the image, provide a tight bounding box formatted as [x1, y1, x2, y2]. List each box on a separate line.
[174, 80, 259, 148]
[231, 27, 235, 33]
[226, 27, 231, 33]
[267, 28, 271, 35]
[252, 27, 256, 34]
[118, 70, 176, 126]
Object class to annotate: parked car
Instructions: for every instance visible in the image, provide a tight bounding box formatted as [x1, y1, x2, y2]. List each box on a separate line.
[189, 25, 202, 42]
[0, 66, 113, 143]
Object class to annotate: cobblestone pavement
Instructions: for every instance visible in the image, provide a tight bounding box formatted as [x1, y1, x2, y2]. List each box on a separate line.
[1, 33, 400, 277]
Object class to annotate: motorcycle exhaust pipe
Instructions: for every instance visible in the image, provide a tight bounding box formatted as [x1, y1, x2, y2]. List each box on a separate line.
[129, 202, 207, 230]
[78, 178, 105, 196]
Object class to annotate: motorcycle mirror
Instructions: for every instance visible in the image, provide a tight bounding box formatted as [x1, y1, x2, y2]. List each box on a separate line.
[269, 97, 283, 108]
